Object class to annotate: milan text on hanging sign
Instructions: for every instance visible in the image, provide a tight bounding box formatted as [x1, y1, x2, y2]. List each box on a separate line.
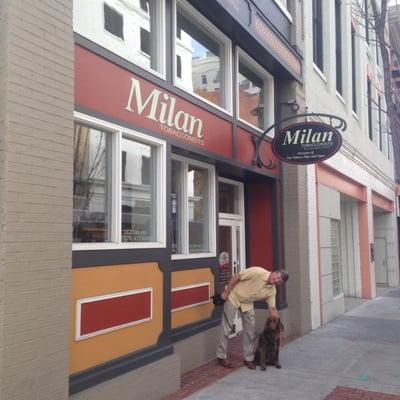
[272, 121, 342, 164]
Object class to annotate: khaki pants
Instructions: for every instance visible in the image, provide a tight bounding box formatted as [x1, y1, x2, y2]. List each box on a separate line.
[216, 300, 256, 362]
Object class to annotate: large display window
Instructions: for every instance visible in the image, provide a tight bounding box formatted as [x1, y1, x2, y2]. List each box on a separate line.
[73, 114, 166, 250]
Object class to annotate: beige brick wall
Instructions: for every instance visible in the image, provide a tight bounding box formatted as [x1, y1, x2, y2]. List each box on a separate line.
[0, 1, 74, 399]
[282, 164, 313, 336]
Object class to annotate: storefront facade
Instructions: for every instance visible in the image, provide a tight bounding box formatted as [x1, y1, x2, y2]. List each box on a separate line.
[69, 0, 301, 399]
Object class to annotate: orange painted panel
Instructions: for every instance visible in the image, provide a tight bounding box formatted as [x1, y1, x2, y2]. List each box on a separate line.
[317, 164, 367, 201]
[70, 263, 163, 374]
[171, 268, 215, 329]
[372, 191, 394, 212]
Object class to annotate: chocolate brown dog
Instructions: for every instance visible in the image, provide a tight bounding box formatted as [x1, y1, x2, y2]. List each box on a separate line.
[254, 316, 284, 371]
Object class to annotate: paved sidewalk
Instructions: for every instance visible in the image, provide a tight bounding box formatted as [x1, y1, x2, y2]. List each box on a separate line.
[167, 287, 400, 400]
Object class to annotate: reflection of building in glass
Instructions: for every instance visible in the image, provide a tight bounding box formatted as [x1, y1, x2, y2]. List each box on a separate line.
[73, 0, 157, 70]
[192, 54, 222, 106]
[176, 7, 222, 107]
[121, 141, 155, 242]
[73, 125, 110, 242]
[238, 65, 264, 129]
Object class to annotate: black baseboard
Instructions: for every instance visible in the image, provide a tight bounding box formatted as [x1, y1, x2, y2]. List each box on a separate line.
[69, 344, 173, 395]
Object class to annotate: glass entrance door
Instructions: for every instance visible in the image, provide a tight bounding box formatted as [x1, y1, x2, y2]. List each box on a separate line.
[218, 178, 245, 335]
[218, 219, 245, 335]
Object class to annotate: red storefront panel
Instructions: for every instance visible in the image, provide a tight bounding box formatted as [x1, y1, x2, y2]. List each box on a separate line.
[75, 45, 232, 158]
[247, 181, 274, 270]
[79, 290, 152, 337]
[171, 284, 210, 311]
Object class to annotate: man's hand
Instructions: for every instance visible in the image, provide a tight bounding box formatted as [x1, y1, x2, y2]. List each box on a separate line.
[268, 307, 278, 318]
[221, 290, 229, 301]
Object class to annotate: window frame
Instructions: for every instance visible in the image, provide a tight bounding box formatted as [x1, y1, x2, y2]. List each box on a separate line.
[172, 0, 233, 115]
[73, 0, 166, 80]
[171, 154, 216, 260]
[73, 112, 167, 251]
[236, 47, 275, 133]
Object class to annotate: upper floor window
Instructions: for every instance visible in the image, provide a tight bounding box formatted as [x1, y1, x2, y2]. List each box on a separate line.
[73, 116, 166, 250]
[73, 0, 165, 77]
[312, 0, 323, 71]
[364, 0, 370, 46]
[104, 4, 124, 40]
[378, 96, 383, 151]
[174, 0, 232, 112]
[351, 24, 358, 113]
[237, 48, 274, 131]
[335, 0, 343, 95]
[367, 78, 373, 140]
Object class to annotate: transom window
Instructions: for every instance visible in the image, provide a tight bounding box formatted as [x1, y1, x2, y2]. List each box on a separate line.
[174, 0, 232, 112]
[171, 156, 216, 258]
[237, 48, 274, 131]
[73, 0, 165, 76]
[73, 116, 166, 249]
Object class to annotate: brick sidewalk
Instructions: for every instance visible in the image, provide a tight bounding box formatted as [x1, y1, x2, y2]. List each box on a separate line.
[326, 386, 400, 400]
[162, 335, 298, 400]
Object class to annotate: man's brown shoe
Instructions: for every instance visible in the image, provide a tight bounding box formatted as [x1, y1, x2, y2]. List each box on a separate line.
[217, 358, 234, 368]
[243, 360, 256, 370]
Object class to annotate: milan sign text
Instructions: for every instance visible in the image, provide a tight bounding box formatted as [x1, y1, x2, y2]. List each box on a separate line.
[125, 77, 204, 145]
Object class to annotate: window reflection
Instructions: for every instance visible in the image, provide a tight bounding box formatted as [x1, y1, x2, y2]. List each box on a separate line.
[176, 6, 223, 108]
[171, 160, 182, 254]
[238, 61, 265, 129]
[188, 165, 209, 253]
[219, 182, 239, 214]
[73, 124, 111, 243]
[73, 0, 162, 73]
[121, 137, 156, 242]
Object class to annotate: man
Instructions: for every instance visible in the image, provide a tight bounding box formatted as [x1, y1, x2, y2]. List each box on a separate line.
[216, 267, 289, 369]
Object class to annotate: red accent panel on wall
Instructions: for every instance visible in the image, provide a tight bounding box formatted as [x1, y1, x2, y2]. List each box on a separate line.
[247, 181, 274, 270]
[236, 128, 280, 177]
[75, 45, 232, 158]
[171, 285, 209, 310]
[80, 291, 151, 336]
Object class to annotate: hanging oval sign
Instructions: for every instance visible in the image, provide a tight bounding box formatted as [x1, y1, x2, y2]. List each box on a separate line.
[272, 121, 342, 165]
